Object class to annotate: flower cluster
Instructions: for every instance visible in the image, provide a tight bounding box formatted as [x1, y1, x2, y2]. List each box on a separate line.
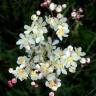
[71, 8, 84, 20]
[9, 1, 90, 92]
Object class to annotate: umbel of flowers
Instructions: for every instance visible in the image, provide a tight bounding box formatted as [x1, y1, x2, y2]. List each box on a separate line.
[9, 1, 90, 92]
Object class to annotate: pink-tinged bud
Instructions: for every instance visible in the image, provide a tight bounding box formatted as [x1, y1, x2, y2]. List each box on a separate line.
[8, 80, 13, 87]
[49, 92, 55, 96]
[71, 11, 77, 18]
[76, 15, 81, 20]
[11, 78, 17, 84]
[40, 0, 51, 7]
[40, 2, 48, 7]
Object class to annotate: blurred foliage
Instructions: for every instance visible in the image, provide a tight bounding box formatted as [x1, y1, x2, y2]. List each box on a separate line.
[0, 0, 96, 96]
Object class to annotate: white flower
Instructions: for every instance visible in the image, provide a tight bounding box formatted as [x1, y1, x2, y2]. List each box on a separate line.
[49, 3, 57, 11]
[46, 16, 69, 40]
[56, 63, 67, 75]
[46, 16, 58, 29]
[56, 5, 62, 12]
[16, 33, 35, 49]
[55, 63, 67, 75]
[30, 70, 39, 80]
[45, 79, 61, 91]
[68, 45, 73, 51]
[31, 14, 38, 21]
[56, 25, 69, 40]
[36, 10, 41, 16]
[75, 47, 86, 59]
[62, 46, 79, 69]
[17, 56, 26, 65]
[13, 67, 28, 81]
[62, 4, 67, 9]
[31, 81, 36, 86]
[69, 66, 76, 73]
[31, 17, 48, 43]
[8, 68, 14, 73]
[80, 58, 86, 64]
[37, 63, 54, 76]
[86, 58, 90, 63]
[24, 25, 33, 34]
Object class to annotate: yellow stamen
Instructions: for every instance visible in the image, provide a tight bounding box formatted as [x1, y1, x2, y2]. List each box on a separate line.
[57, 27, 64, 36]
[49, 80, 57, 87]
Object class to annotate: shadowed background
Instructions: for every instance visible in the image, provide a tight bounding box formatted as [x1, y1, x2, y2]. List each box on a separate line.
[0, 0, 96, 96]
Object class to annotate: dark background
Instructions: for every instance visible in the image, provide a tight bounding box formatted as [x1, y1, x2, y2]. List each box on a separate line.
[0, 0, 96, 96]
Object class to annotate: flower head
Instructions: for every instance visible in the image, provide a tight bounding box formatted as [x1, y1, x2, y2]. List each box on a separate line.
[45, 79, 61, 91]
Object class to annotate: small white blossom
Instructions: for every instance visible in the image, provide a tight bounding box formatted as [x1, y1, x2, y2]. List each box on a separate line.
[49, 3, 57, 11]
[62, 4, 67, 9]
[56, 25, 69, 40]
[13, 67, 28, 81]
[45, 79, 61, 91]
[30, 70, 39, 80]
[75, 47, 86, 59]
[31, 81, 36, 86]
[69, 66, 76, 73]
[31, 17, 48, 43]
[56, 5, 62, 12]
[8, 68, 14, 73]
[16, 33, 35, 49]
[17, 56, 26, 65]
[36, 10, 41, 15]
[31, 14, 38, 21]
[80, 58, 86, 64]
[86, 58, 90, 63]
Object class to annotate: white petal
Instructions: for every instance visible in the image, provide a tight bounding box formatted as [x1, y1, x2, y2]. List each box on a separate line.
[56, 69, 61, 76]
[46, 73, 56, 81]
[52, 40, 59, 45]
[61, 69, 67, 75]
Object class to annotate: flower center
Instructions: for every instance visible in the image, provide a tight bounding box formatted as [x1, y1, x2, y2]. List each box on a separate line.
[67, 57, 73, 62]
[49, 80, 57, 87]
[57, 27, 64, 36]
[30, 71, 37, 77]
[18, 69, 25, 76]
